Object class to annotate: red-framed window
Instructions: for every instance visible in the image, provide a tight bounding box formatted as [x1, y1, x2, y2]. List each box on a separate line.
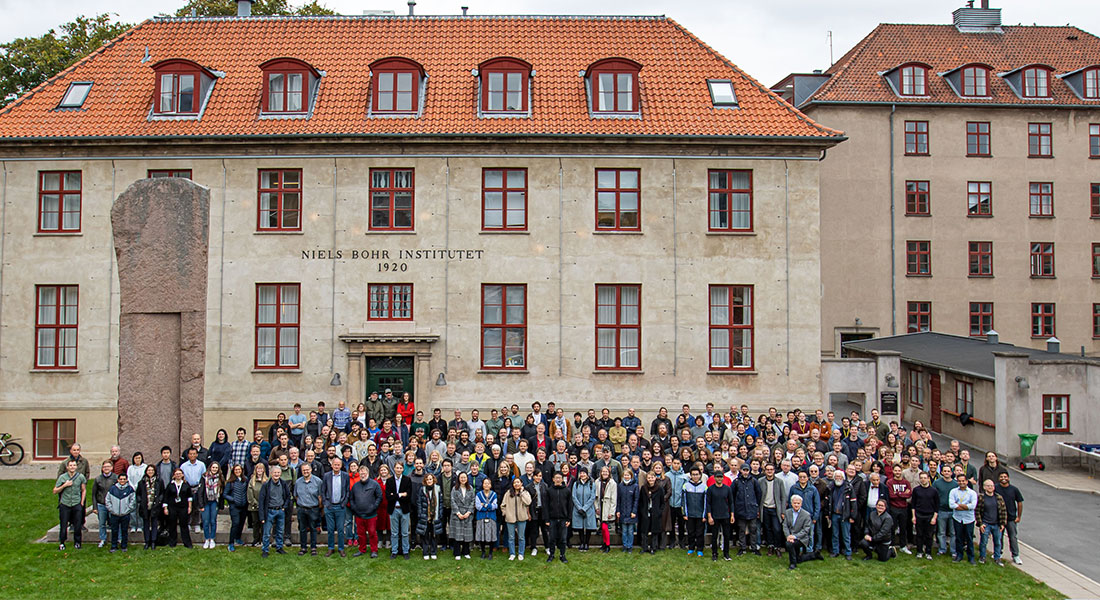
[34, 285, 78, 369]
[908, 368, 926, 408]
[368, 284, 412, 320]
[1030, 242, 1055, 278]
[370, 57, 422, 114]
[37, 171, 81, 233]
[708, 170, 753, 231]
[596, 284, 640, 370]
[1093, 243, 1100, 278]
[967, 181, 992, 216]
[148, 169, 192, 179]
[481, 284, 526, 370]
[1090, 124, 1099, 158]
[1022, 67, 1051, 98]
[955, 380, 974, 415]
[969, 302, 994, 337]
[1094, 303, 1100, 339]
[589, 58, 641, 113]
[369, 168, 414, 231]
[1093, 184, 1100, 217]
[1042, 395, 1070, 433]
[1031, 302, 1055, 338]
[708, 285, 753, 371]
[1028, 123, 1052, 157]
[255, 283, 300, 369]
[261, 59, 310, 114]
[906, 240, 931, 276]
[257, 169, 301, 231]
[905, 180, 930, 215]
[154, 62, 201, 115]
[900, 64, 928, 96]
[968, 241, 993, 277]
[1087, 69, 1100, 99]
[904, 121, 929, 155]
[966, 121, 991, 156]
[595, 168, 640, 230]
[1029, 183, 1054, 217]
[962, 66, 989, 97]
[482, 168, 527, 230]
[32, 419, 76, 460]
[907, 301, 931, 333]
[480, 58, 530, 113]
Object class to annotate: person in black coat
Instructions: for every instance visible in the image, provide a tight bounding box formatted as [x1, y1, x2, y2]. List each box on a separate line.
[161, 468, 192, 548]
[856, 472, 889, 539]
[385, 463, 414, 558]
[349, 465, 384, 557]
[524, 470, 549, 556]
[860, 499, 895, 561]
[257, 466, 293, 556]
[544, 472, 572, 563]
[706, 475, 735, 561]
[136, 464, 163, 550]
[637, 472, 667, 554]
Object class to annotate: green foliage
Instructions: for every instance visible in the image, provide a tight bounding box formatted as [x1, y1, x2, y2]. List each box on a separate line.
[0, 14, 131, 108]
[174, 0, 336, 17]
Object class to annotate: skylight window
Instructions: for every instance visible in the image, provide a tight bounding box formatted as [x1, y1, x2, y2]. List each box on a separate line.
[58, 82, 92, 108]
[708, 80, 737, 107]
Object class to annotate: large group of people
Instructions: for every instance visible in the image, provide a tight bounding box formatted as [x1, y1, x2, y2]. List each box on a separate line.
[52, 396, 1025, 569]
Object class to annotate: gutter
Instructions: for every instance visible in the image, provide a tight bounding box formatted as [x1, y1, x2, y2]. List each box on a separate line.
[0, 132, 846, 144]
[0, 152, 831, 163]
[888, 104, 897, 336]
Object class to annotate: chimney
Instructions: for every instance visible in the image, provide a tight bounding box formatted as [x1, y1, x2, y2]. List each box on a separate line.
[981, 0, 989, 7]
[1047, 337, 1061, 353]
[462, 6, 469, 16]
[985, 329, 999, 344]
[952, 2, 1002, 32]
[408, 0, 416, 16]
[237, 0, 253, 17]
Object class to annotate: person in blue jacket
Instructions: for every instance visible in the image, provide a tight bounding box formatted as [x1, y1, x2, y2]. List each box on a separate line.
[616, 468, 639, 552]
[681, 467, 708, 557]
[732, 463, 762, 555]
[570, 469, 597, 551]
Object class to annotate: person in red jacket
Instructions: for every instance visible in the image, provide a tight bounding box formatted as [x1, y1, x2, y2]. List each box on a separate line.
[397, 393, 415, 431]
[886, 470, 913, 554]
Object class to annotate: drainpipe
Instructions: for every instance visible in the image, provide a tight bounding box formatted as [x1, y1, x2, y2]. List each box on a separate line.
[0, 161, 6, 372]
[672, 159, 678, 376]
[330, 159, 338, 375]
[106, 161, 116, 371]
[558, 159, 564, 377]
[784, 160, 790, 376]
[443, 158, 450, 377]
[217, 159, 227, 373]
[889, 104, 897, 336]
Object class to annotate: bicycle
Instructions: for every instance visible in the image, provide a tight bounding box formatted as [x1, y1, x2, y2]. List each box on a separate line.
[0, 433, 25, 466]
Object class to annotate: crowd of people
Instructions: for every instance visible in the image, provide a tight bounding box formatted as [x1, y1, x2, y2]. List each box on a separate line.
[51, 394, 1025, 569]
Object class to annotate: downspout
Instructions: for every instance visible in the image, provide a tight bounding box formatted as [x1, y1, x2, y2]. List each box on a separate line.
[671, 159, 677, 376]
[889, 104, 897, 336]
[330, 158, 338, 374]
[217, 159, 227, 373]
[106, 161, 116, 371]
[0, 162, 6, 372]
[784, 160, 790, 376]
[443, 158, 450, 377]
[558, 158, 564, 377]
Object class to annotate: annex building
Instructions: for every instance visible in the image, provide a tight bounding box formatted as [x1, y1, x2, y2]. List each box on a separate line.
[0, 8, 843, 461]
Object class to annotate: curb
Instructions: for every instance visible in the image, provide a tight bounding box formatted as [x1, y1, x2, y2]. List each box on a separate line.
[1018, 541, 1100, 598]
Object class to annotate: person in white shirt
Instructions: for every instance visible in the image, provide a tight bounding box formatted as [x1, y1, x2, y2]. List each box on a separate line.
[513, 439, 535, 475]
[776, 460, 798, 493]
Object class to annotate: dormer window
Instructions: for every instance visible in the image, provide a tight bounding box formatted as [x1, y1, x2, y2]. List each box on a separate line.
[587, 58, 641, 115]
[58, 82, 92, 109]
[1023, 67, 1051, 98]
[260, 58, 320, 115]
[151, 59, 216, 117]
[479, 57, 532, 114]
[962, 66, 989, 97]
[1086, 68, 1100, 99]
[370, 57, 424, 116]
[900, 64, 927, 96]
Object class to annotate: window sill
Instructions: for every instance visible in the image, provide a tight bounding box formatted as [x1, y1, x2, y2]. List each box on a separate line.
[34, 232, 82, 237]
[365, 231, 417, 235]
[1029, 215, 1056, 219]
[29, 369, 80, 373]
[592, 231, 643, 236]
[904, 214, 931, 218]
[1041, 430, 1072, 435]
[1030, 276, 1056, 280]
[1027, 155, 1054, 159]
[903, 153, 930, 157]
[251, 368, 303, 373]
[592, 370, 643, 374]
[906, 274, 932, 278]
[968, 275, 994, 279]
[477, 369, 529, 374]
[1031, 336, 1056, 340]
[967, 214, 993, 218]
[254, 230, 303, 235]
[479, 230, 530, 235]
[965, 154, 993, 158]
[707, 370, 757, 375]
[706, 231, 756, 236]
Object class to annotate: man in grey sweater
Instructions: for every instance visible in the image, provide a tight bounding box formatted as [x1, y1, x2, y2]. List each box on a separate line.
[294, 463, 323, 555]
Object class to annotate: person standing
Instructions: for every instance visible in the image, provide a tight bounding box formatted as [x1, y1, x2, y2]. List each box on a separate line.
[885, 468, 913, 554]
[135, 464, 162, 550]
[949, 473, 978, 564]
[350, 464, 383, 557]
[732, 464, 762, 556]
[105, 473, 136, 552]
[197, 462, 224, 549]
[975, 479, 1007, 566]
[910, 470, 938, 559]
[758, 463, 788, 556]
[501, 477, 532, 560]
[783, 494, 814, 569]
[616, 469, 639, 553]
[682, 467, 708, 557]
[323, 458, 351, 557]
[386, 461, 413, 559]
[706, 471, 735, 561]
[180, 447, 207, 534]
[827, 470, 855, 559]
[570, 469, 596, 552]
[416, 472, 443, 559]
[258, 465, 292, 557]
[223, 464, 248, 552]
[450, 471, 476, 560]
[53, 458, 87, 551]
[995, 472, 1024, 565]
[293, 463, 323, 555]
[162, 468, 193, 548]
[932, 464, 957, 557]
[545, 471, 572, 563]
[593, 466, 617, 553]
[638, 471, 667, 554]
[474, 476, 499, 559]
[246, 462, 268, 547]
[89, 460, 118, 548]
[125, 452, 146, 534]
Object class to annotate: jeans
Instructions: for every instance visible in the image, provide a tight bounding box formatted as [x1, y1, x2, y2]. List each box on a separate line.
[621, 523, 636, 550]
[936, 510, 955, 555]
[389, 509, 410, 555]
[96, 503, 109, 541]
[108, 514, 131, 549]
[298, 506, 320, 549]
[228, 505, 245, 544]
[356, 516, 378, 553]
[506, 521, 527, 556]
[201, 501, 218, 540]
[58, 504, 83, 545]
[262, 508, 286, 552]
[831, 514, 851, 556]
[736, 517, 759, 550]
[762, 511, 782, 548]
[325, 506, 346, 550]
[344, 507, 357, 542]
[142, 513, 158, 547]
[814, 517, 823, 551]
[979, 523, 1002, 561]
[1003, 520, 1020, 559]
[954, 520, 975, 561]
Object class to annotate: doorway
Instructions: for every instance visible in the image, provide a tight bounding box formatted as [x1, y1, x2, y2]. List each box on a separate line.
[366, 356, 415, 402]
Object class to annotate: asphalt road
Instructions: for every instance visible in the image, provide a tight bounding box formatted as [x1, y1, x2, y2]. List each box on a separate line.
[1006, 470, 1100, 583]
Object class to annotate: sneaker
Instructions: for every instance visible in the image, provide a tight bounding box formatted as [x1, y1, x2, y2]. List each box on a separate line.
[697, 551, 705, 557]
[979, 558, 986, 564]
[1014, 556, 1023, 565]
[109, 548, 117, 553]
[464, 554, 471, 559]
[228, 544, 235, 552]
[59, 543, 65, 551]
[518, 554, 524, 561]
[925, 554, 932, 560]
[687, 550, 694, 556]
[915, 553, 923, 559]
[724, 556, 732, 561]
[370, 552, 378, 558]
[531, 548, 537, 556]
[424, 555, 431, 560]
[431, 555, 438, 559]
[457, 555, 463, 561]
[509, 554, 515, 561]
[74, 543, 81, 550]
[560, 556, 568, 563]
[193, 526, 201, 534]
[546, 555, 554, 563]
[276, 548, 287, 555]
[98, 541, 106, 548]
[997, 560, 1005, 567]
[900, 546, 912, 555]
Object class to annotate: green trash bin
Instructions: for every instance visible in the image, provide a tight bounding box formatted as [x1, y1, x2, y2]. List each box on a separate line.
[1017, 433, 1044, 471]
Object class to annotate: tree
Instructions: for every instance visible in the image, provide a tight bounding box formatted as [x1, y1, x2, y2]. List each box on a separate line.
[0, 14, 131, 108]
[174, 0, 336, 16]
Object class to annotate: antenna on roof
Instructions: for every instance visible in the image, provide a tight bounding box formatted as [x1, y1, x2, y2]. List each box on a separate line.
[408, 0, 416, 16]
[826, 31, 833, 65]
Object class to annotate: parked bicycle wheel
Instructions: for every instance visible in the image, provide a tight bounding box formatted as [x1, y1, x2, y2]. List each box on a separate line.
[0, 441, 24, 466]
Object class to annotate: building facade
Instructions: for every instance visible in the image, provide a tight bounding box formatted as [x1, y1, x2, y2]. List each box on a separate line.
[774, 5, 1100, 358]
[0, 14, 841, 462]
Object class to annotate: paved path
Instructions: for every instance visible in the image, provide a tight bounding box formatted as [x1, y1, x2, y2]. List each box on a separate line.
[1007, 468, 1100, 586]
[0, 463, 55, 480]
[1018, 542, 1100, 600]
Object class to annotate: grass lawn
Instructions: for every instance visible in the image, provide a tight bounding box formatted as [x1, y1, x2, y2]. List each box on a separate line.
[0, 479, 1063, 600]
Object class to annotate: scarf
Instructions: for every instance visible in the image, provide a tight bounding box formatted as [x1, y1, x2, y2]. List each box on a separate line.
[204, 472, 219, 500]
[144, 475, 158, 510]
[426, 487, 437, 521]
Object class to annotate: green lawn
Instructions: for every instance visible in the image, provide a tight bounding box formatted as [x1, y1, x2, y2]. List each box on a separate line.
[0, 479, 1062, 600]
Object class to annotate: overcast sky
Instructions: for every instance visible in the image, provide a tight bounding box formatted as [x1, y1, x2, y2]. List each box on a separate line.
[1, 0, 1097, 85]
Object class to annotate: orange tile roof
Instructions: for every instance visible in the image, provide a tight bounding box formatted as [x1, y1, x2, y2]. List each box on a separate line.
[0, 15, 840, 141]
[809, 24, 1100, 106]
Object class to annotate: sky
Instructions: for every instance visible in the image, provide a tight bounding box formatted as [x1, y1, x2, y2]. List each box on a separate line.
[0, 0, 1098, 86]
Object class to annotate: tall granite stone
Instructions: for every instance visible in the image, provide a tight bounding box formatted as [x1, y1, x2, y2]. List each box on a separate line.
[111, 178, 209, 459]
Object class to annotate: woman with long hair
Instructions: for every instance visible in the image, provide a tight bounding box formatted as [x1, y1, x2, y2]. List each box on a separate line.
[135, 464, 161, 550]
[223, 463, 248, 551]
[246, 462, 268, 546]
[198, 461, 224, 549]
[474, 476, 499, 558]
[450, 471, 475, 559]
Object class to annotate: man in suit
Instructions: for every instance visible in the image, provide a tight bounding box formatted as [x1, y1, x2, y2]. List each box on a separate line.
[323, 458, 352, 557]
[386, 461, 413, 558]
[258, 465, 293, 557]
[162, 467, 193, 548]
[784, 494, 814, 569]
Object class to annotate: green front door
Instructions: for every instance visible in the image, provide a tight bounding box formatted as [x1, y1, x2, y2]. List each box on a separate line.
[365, 356, 415, 402]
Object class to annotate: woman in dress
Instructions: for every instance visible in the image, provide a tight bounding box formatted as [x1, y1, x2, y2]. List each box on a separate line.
[570, 468, 596, 551]
[474, 476, 499, 558]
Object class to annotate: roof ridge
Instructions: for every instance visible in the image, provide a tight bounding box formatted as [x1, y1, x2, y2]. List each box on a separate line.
[664, 17, 843, 138]
[0, 19, 149, 118]
[153, 14, 669, 21]
[811, 24, 884, 103]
